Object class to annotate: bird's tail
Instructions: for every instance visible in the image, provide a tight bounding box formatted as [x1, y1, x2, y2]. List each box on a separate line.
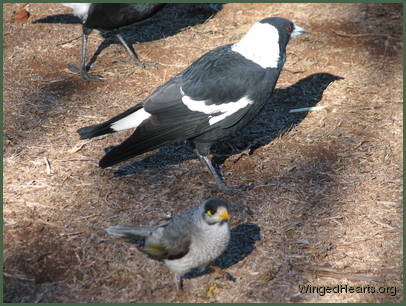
[98, 116, 192, 168]
[77, 103, 146, 139]
[97, 104, 202, 168]
[106, 225, 154, 239]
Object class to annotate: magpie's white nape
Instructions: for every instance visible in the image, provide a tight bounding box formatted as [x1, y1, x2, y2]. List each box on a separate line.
[77, 17, 307, 191]
[63, 3, 164, 81]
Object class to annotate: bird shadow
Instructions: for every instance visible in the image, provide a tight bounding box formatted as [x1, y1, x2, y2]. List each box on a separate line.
[184, 222, 261, 281]
[113, 73, 344, 177]
[212, 72, 344, 165]
[33, 13, 81, 24]
[34, 4, 223, 69]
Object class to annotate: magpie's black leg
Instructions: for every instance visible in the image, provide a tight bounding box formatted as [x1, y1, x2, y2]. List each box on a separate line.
[114, 33, 157, 69]
[68, 27, 103, 81]
[195, 151, 252, 192]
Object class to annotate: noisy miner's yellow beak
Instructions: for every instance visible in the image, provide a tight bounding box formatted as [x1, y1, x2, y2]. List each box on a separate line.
[218, 208, 230, 220]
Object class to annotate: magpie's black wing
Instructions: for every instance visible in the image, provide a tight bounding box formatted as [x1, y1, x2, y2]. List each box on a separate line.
[144, 45, 269, 129]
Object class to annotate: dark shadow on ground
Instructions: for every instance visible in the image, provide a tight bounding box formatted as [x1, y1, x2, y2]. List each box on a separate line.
[112, 73, 343, 177]
[34, 4, 223, 70]
[214, 222, 261, 269]
[34, 13, 81, 24]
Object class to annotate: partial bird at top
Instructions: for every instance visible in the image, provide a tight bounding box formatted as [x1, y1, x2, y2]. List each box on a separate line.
[77, 17, 307, 190]
[63, 3, 164, 81]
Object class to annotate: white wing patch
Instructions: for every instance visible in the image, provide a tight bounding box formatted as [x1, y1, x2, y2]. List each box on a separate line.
[111, 108, 151, 132]
[180, 88, 253, 126]
[231, 22, 280, 69]
[63, 3, 91, 21]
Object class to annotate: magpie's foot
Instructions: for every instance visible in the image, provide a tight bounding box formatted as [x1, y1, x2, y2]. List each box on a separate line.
[67, 64, 103, 81]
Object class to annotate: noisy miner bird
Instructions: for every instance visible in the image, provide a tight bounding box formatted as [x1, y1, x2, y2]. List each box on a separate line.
[77, 17, 307, 190]
[106, 198, 231, 290]
[63, 3, 164, 81]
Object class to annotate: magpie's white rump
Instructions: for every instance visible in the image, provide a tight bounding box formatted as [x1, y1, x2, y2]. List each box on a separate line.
[77, 17, 307, 190]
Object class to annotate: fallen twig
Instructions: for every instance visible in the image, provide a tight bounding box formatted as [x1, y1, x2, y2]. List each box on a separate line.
[75, 214, 99, 220]
[44, 157, 52, 174]
[308, 267, 384, 281]
[3, 271, 35, 282]
[289, 106, 326, 113]
[59, 158, 98, 166]
[60, 232, 82, 237]
[70, 135, 108, 153]
[57, 35, 81, 46]
[284, 68, 306, 74]
[332, 29, 396, 39]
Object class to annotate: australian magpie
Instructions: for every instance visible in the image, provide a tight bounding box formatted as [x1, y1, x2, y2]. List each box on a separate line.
[63, 3, 164, 81]
[77, 17, 307, 190]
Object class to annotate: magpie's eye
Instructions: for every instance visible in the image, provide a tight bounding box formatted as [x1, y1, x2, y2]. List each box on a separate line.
[287, 24, 293, 33]
[207, 209, 216, 216]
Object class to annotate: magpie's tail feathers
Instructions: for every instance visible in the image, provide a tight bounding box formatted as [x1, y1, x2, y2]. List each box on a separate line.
[77, 121, 115, 140]
[99, 134, 167, 168]
[98, 123, 176, 168]
[98, 112, 201, 168]
[77, 103, 144, 140]
[106, 225, 154, 239]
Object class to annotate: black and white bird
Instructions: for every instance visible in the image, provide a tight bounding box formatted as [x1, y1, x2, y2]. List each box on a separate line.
[107, 198, 231, 290]
[63, 3, 164, 81]
[77, 17, 307, 190]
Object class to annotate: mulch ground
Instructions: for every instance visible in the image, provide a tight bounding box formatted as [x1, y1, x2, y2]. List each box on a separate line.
[3, 3, 403, 302]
